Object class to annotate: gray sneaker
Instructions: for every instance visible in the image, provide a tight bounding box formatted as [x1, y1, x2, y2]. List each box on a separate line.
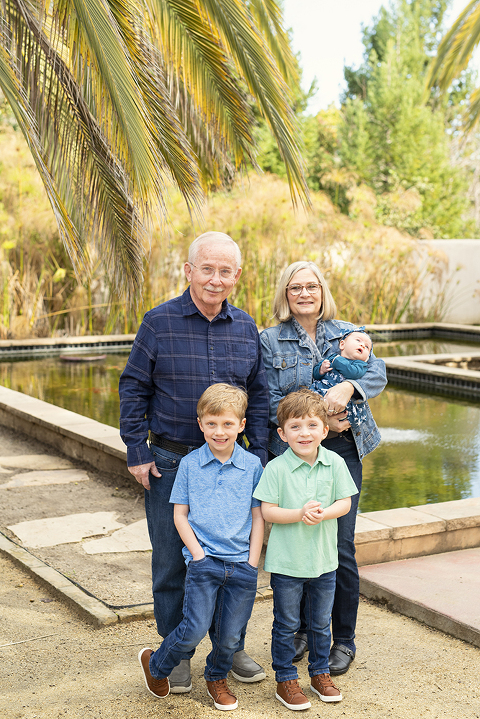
[169, 659, 192, 693]
[230, 650, 266, 683]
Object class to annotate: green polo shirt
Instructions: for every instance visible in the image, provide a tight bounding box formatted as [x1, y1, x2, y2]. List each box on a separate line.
[253, 446, 358, 578]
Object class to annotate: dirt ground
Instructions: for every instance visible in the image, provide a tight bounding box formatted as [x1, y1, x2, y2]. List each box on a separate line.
[1, 553, 480, 719]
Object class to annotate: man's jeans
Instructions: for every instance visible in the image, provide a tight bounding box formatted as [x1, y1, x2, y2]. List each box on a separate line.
[145, 444, 188, 638]
[149, 556, 258, 681]
[271, 571, 336, 682]
[322, 432, 362, 652]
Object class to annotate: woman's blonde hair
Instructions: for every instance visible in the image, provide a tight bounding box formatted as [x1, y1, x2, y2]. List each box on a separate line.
[272, 261, 337, 322]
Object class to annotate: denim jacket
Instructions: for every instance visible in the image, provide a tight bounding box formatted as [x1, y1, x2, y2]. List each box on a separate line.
[260, 319, 387, 461]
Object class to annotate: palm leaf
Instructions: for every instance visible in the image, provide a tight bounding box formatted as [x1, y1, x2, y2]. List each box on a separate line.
[425, 0, 480, 130]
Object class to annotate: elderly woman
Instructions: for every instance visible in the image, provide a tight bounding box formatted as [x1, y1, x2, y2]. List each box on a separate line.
[260, 261, 386, 676]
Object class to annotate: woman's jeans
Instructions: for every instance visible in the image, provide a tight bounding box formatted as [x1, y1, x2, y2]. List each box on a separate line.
[271, 571, 336, 681]
[149, 556, 258, 681]
[321, 432, 362, 652]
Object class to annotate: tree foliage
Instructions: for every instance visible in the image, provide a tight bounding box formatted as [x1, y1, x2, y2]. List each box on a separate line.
[0, 0, 308, 302]
[257, 0, 477, 238]
[337, 0, 474, 238]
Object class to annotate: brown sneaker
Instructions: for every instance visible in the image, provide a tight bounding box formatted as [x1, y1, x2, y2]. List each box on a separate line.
[138, 648, 170, 698]
[206, 678, 238, 711]
[310, 673, 342, 702]
[275, 679, 311, 710]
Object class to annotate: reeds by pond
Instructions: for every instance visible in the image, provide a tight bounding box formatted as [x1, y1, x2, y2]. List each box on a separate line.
[0, 125, 450, 338]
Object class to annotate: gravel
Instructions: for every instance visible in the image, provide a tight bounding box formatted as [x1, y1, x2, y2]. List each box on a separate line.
[1, 553, 479, 719]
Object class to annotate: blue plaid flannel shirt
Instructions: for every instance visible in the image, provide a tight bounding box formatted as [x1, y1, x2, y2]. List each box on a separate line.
[119, 288, 269, 467]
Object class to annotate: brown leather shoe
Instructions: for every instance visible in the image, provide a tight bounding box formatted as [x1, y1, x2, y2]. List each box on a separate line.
[138, 648, 170, 698]
[206, 678, 238, 710]
[310, 673, 342, 702]
[275, 679, 311, 710]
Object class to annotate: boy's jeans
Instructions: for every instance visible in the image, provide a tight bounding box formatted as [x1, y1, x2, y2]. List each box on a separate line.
[149, 555, 258, 681]
[271, 570, 336, 682]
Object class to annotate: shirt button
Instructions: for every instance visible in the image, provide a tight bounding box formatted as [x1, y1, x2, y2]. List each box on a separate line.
[356, 432, 360, 436]
[218, 480, 222, 485]
[211, 371, 214, 374]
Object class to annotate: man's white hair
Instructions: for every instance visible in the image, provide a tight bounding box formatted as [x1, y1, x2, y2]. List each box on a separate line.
[188, 232, 242, 268]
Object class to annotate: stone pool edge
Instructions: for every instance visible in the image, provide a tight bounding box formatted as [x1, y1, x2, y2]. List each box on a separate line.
[1, 385, 479, 627]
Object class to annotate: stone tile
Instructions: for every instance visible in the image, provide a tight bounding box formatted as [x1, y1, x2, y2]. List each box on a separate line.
[82, 519, 151, 554]
[7, 512, 125, 548]
[97, 434, 128, 455]
[0, 455, 74, 470]
[412, 497, 480, 530]
[66, 421, 120, 439]
[0, 468, 90, 489]
[359, 547, 480, 646]
[360, 507, 446, 539]
[355, 515, 392, 543]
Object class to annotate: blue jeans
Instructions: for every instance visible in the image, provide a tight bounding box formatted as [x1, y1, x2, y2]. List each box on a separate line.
[145, 444, 190, 638]
[322, 432, 362, 652]
[271, 571, 336, 682]
[149, 556, 258, 681]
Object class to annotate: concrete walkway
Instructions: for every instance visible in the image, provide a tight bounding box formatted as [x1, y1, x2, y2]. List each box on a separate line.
[0, 415, 479, 650]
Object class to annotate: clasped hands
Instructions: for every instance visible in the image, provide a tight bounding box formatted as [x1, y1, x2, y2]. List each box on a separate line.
[301, 499, 324, 525]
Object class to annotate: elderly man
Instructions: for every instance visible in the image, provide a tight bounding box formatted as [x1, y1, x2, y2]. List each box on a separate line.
[119, 231, 269, 692]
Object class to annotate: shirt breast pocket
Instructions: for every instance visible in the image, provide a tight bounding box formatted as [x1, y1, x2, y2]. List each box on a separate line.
[273, 354, 298, 392]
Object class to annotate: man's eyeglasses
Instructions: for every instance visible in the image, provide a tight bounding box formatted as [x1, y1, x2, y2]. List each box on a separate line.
[287, 283, 321, 296]
[189, 263, 236, 279]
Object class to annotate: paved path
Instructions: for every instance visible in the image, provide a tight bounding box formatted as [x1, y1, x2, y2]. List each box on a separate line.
[0, 420, 479, 644]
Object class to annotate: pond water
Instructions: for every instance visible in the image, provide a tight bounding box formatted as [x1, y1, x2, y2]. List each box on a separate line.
[1, 339, 479, 512]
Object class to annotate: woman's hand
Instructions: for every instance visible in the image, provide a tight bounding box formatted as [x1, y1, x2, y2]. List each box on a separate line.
[323, 381, 354, 414]
[326, 414, 351, 432]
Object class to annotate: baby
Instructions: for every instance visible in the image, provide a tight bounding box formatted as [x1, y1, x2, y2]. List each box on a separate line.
[310, 329, 372, 432]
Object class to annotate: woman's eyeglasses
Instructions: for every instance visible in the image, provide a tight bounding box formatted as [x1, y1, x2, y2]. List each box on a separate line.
[287, 283, 321, 296]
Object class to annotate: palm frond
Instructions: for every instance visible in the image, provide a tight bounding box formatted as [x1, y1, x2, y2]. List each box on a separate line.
[200, 0, 309, 207]
[247, 0, 299, 88]
[426, 0, 480, 92]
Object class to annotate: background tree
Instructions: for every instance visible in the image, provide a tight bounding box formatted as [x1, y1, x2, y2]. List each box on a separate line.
[0, 0, 308, 302]
[338, 0, 474, 238]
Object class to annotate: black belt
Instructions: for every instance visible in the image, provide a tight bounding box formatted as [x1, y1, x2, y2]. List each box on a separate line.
[149, 431, 246, 457]
[326, 429, 352, 440]
[149, 433, 192, 456]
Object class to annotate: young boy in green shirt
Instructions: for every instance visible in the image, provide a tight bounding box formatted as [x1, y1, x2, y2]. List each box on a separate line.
[253, 389, 358, 711]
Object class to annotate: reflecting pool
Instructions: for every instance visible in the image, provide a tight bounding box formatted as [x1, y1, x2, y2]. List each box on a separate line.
[1, 340, 479, 512]
[361, 388, 480, 512]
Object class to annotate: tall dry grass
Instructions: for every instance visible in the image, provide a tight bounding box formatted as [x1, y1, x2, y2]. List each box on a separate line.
[0, 123, 450, 338]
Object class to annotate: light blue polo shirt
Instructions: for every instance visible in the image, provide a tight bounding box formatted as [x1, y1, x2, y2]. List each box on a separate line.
[170, 442, 263, 564]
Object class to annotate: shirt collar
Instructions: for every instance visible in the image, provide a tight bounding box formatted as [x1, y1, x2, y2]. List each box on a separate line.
[198, 441, 246, 469]
[284, 444, 333, 470]
[181, 287, 233, 321]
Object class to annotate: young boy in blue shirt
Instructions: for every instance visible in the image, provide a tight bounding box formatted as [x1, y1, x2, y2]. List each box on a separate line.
[254, 389, 358, 710]
[138, 383, 264, 711]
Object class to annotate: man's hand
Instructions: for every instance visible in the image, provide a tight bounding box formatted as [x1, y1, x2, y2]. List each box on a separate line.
[128, 461, 161, 490]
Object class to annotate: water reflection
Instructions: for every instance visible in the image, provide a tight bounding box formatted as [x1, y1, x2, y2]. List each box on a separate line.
[0, 340, 480, 512]
[0, 353, 128, 428]
[362, 388, 480, 512]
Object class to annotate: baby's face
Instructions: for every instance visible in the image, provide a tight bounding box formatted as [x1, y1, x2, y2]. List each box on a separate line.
[339, 332, 372, 362]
